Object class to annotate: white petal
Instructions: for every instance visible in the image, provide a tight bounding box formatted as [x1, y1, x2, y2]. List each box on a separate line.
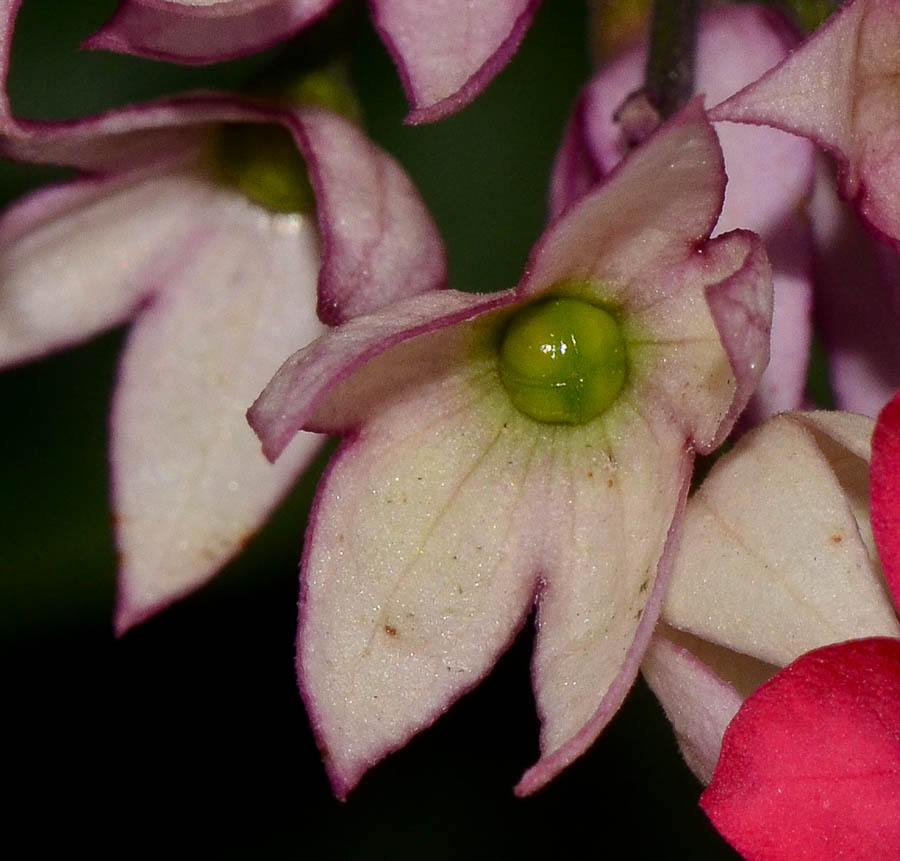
[112, 189, 325, 631]
[642, 627, 766, 785]
[0, 167, 221, 367]
[520, 396, 691, 792]
[298, 338, 540, 796]
[663, 411, 900, 665]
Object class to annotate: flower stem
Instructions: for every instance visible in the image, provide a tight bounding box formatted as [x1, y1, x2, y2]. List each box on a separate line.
[643, 0, 699, 120]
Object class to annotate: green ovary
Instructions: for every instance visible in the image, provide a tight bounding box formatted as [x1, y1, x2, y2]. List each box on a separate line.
[499, 297, 627, 424]
[211, 123, 315, 215]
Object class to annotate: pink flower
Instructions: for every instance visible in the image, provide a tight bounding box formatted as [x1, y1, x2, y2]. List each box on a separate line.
[71, 0, 541, 123]
[551, 3, 815, 424]
[248, 101, 773, 797]
[0, 34, 446, 631]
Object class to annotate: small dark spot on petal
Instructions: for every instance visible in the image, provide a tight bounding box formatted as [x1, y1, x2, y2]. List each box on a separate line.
[831, 534, 843, 544]
[384, 625, 398, 637]
[607, 478, 615, 488]
[587, 471, 593, 479]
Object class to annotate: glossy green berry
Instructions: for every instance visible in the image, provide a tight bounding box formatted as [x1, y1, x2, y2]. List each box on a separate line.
[211, 123, 315, 215]
[499, 297, 627, 424]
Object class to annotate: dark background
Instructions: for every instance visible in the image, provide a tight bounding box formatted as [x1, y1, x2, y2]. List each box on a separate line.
[1, 1, 737, 855]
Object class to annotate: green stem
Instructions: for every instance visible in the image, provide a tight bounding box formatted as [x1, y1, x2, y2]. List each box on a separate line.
[643, 0, 700, 120]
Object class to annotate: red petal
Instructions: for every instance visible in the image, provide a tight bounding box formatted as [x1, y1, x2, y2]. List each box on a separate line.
[873, 391, 900, 606]
[701, 638, 900, 860]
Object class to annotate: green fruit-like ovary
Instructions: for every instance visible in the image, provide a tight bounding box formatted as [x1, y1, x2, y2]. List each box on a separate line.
[499, 297, 627, 424]
[212, 123, 315, 215]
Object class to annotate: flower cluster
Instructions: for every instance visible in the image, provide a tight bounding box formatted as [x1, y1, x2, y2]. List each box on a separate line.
[4, 0, 900, 857]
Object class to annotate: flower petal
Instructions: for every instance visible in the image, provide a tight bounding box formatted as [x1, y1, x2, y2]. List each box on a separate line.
[711, 0, 900, 247]
[522, 100, 726, 304]
[872, 391, 900, 607]
[0, 95, 270, 172]
[248, 289, 515, 460]
[664, 411, 900, 667]
[370, 0, 541, 124]
[296, 334, 540, 797]
[291, 108, 447, 325]
[701, 638, 900, 859]
[809, 162, 900, 416]
[642, 627, 753, 786]
[708, 0, 863, 167]
[85, 0, 337, 65]
[112, 191, 326, 633]
[0, 166, 225, 368]
[516, 399, 693, 795]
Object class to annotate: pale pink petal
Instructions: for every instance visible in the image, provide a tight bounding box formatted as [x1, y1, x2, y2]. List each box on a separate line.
[872, 391, 900, 607]
[547, 99, 601, 221]
[247, 289, 515, 460]
[711, 0, 900, 247]
[809, 163, 900, 416]
[113, 191, 326, 633]
[291, 108, 447, 325]
[0, 95, 270, 173]
[522, 100, 726, 304]
[516, 403, 693, 795]
[702, 638, 900, 859]
[85, 0, 337, 65]
[298, 347, 542, 797]
[664, 411, 900, 667]
[708, 0, 862, 166]
[370, 0, 540, 124]
[0, 166, 226, 368]
[642, 628, 759, 786]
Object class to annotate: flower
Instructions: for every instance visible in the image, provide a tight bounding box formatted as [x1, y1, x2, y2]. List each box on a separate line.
[643, 409, 900, 784]
[76, 0, 541, 123]
[0, 37, 446, 631]
[551, 3, 815, 424]
[248, 100, 773, 797]
[710, 0, 900, 250]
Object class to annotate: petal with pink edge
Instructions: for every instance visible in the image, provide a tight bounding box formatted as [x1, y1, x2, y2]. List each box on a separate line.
[522, 100, 726, 305]
[85, 0, 337, 65]
[0, 166, 228, 368]
[701, 638, 900, 859]
[291, 108, 447, 325]
[664, 411, 900, 667]
[642, 627, 764, 786]
[517, 400, 693, 795]
[297, 333, 541, 797]
[809, 163, 900, 416]
[872, 391, 900, 606]
[0, 94, 274, 172]
[248, 289, 515, 460]
[370, 0, 540, 124]
[711, 0, 900, 247]
[112, 192, 326, 633]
